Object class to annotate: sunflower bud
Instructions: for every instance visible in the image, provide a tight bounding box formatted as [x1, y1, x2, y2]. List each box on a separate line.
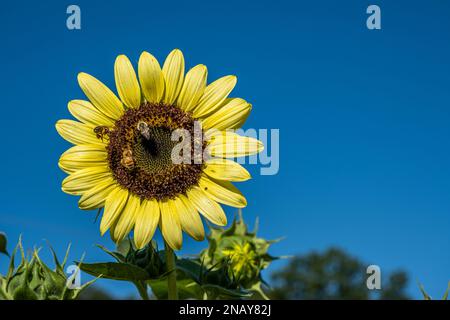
[123, 240, 165, 278]
[0, 237, 94, 300]
[200, 211, 282, 299]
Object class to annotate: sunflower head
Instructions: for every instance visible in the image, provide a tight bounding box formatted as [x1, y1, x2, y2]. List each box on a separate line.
[56, 49, 263, 250]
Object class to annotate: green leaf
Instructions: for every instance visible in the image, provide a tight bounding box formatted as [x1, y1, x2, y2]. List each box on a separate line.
[78, 262, 150, 281]
[176, 258, 203, 282]
[0, 232, 8, 257]
[148, 277, 203, 300]
[201, 284, 251, 299]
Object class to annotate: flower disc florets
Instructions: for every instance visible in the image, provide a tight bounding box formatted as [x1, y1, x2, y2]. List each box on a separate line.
[106, 102, 205, 201]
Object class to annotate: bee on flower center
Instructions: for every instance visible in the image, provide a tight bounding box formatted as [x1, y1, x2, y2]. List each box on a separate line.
[137, 121, 151, 140]
[120, 147, 135, 169]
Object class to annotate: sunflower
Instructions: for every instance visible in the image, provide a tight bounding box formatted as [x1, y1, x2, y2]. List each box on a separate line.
[56, 49, 263, 250]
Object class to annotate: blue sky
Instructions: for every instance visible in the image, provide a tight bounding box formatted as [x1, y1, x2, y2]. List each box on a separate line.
[0, 0, 449, 299]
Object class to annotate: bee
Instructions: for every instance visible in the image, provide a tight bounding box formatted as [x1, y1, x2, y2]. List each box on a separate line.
[137, 121, 151, 140]
[94, 126, 110, 141]
[120, 148, 135, 170]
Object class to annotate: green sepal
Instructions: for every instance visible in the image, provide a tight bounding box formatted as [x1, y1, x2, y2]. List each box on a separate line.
[418, 281, 450, 300]
[1, 238, 95, 300]
[116, 238, 133, 257]
[418, 282, 432, 300]
[96, 244, 126, 262]
[46, 241, 64, 275]
[442, 282, 449, 300]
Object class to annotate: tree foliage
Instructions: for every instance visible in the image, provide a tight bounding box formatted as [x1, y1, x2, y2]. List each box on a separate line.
[270, 247, 410, 300]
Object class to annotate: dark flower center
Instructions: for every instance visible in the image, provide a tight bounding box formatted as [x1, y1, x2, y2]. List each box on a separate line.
[104, 102, 205, 201]
[133, 126, 177, 174]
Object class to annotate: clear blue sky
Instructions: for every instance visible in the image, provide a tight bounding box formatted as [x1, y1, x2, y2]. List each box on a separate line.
[0, 0, 449, 299]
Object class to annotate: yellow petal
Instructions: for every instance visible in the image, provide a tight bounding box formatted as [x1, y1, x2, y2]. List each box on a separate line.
[68, 100, 115, 127]
[59, 144, 108, 174]
[138, 51, 165, 103]
[113, 194, 139, 242]
[174, 195, 204, 241]
[177, 64, 207, 112]
[109, 222, 119, 243]
[162, 49, 184, 104]
[202, 98, 251, 130]
[207, 131, 264, 158]
[114, 55, 141, 108]
[187, 187, 227, 226]
[78, 177, 116, 210]
[193, 75, 237, 118]
[100, 187, 129, 235]
[204, 158, 251, 182]
[62, 166, 111, 195]
[159, 199, 182, 250]
[55, 120, 104, 146]
[134, 199, 160, 249]
[199, 176, 247, 208]
[78, 72, 124, 120]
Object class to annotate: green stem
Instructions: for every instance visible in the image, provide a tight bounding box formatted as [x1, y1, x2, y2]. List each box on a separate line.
[165, 241, 178, 300]
[134, 281, 150, 300]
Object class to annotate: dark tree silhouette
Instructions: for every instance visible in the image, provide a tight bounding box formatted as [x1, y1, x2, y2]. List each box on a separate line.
[77, 286, 138, 300]
[270, 247, 410, 300]
[379, 271, 410, 300]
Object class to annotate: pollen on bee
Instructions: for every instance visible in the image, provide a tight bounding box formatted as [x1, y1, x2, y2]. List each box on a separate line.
[120, 148, 135, 169]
